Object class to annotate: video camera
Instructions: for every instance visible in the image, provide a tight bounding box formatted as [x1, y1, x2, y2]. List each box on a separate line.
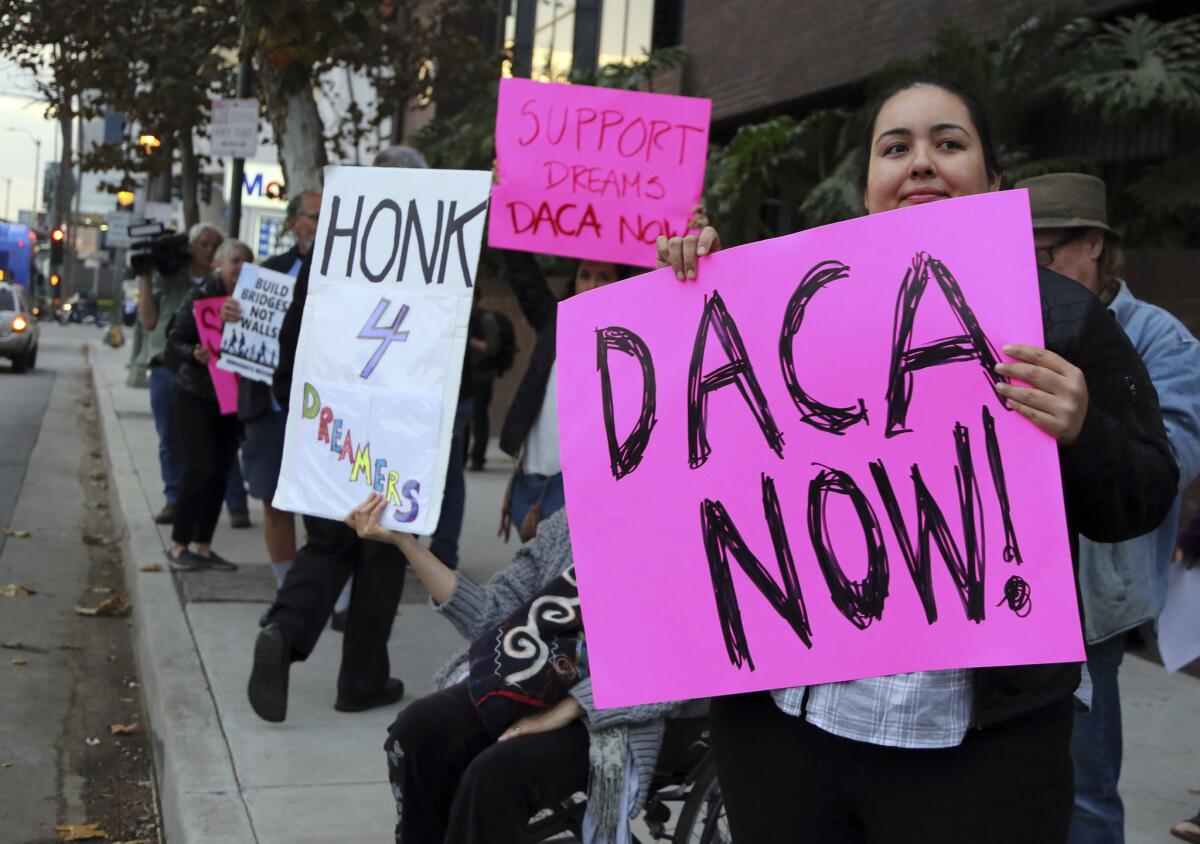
[127, 222, 189, 277]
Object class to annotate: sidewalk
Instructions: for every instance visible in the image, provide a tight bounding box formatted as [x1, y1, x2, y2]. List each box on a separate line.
[88, 335, 1200, 844]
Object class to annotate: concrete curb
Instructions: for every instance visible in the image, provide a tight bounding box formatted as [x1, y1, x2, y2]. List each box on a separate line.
[88, 345, 257, 843]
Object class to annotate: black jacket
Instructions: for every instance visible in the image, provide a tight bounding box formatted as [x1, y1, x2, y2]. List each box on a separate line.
[165, 276, 229, 404]
[972, 268, 1177, 727]
[498, 251, 560, 457]
[239, 246, 303, 422]
[273, 253, 310, 411]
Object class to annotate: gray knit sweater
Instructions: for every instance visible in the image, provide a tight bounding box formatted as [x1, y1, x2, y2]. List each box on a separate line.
[432, 509, 677, 841]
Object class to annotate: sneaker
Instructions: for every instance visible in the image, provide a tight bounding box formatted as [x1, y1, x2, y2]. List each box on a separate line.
[167, 548, 209, 572]
[153, 503, 176, 525]
[229, 507, 251, 529]
[194, 550, 239, 572]
[334, 678, 405, 713]
[330, 608, 348, 633]
[248, 623, 291, 723]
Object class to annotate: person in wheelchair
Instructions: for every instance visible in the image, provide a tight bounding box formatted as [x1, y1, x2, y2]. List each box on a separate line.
[345, 494, 683, 844]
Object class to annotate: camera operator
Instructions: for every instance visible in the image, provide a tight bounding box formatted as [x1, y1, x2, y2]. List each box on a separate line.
[135, 223, 250, 529]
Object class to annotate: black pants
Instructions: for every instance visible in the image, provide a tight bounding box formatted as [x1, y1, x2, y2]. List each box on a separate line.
[171, 387, 240, 546]
[385, 682, 588, 844]
[466, 374, 493, 465]
[267, 515, 406, 704]
[711, 691, 1074, 844]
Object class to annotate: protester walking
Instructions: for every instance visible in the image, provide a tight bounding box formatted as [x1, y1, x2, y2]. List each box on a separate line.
[163, 239, 254, 572]
[247, 147, 436, 723]
[661, 78, 1178, 844]
[1017, 172, 1200, 844]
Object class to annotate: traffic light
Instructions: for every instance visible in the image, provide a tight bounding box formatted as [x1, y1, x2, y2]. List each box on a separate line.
[50, 226, 65, 265]
[50, 273, 60, 288]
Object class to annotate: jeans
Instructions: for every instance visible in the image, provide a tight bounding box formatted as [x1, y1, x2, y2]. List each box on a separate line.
[1069, 635, 1127, 844]
[148, 365, 247, 510]
[430, 398, 472, 569]
[508, 470, 565, 533]
[170, 388, 241, 546]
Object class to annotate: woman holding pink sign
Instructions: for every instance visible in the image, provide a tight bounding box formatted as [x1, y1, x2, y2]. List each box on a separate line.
[660, 78, 1177, 843]
[164, 239, 254, 572]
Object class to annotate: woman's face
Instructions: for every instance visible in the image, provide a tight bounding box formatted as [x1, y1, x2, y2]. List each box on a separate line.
[574, 261, 618, 295]
[863, 85, 1000, 215]
[218, 250, 250, 289]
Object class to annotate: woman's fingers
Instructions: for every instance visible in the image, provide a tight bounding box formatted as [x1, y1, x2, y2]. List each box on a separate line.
[655, 235, 670, 269]
[697, 226, 720, 257]
[1003, 344, 1073, 377]
[994, 360, 1065, 392]
[681, 236, 699, 279]
[667, 237, 684, 279]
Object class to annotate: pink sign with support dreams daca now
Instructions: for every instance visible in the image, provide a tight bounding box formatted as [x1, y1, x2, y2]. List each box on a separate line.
[487, 77, 711, 268]
[193, 296, 238, 415]
[555, 190, 1084, 710]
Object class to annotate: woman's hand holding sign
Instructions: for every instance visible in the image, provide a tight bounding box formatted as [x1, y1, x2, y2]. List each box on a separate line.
[220, 298, 243, 323]
[346, 493, 458, 605]
[657, 208, 721, 281]
[995, 344, 1089, 445]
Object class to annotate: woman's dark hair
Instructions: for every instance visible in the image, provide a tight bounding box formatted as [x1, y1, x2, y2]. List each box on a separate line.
[862, 77, 1001, 185]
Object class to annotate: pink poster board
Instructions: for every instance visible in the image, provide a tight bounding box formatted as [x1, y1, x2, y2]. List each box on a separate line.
[556, 191, 1083, 709]
[193, 296, 238, 415]
[488, 77, 711, 268]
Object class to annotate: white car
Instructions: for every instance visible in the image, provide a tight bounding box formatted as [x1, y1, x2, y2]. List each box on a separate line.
[0, 282, 40, 372]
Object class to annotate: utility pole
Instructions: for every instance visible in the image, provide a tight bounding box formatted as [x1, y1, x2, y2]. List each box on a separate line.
[228, 33, 253, 239]
[4, 177, 11, 220]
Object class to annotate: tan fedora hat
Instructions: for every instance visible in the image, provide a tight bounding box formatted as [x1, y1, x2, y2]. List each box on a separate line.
[1014, 172, 1120, 238]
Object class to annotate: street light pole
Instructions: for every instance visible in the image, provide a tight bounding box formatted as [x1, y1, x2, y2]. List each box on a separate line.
[4, 177, 11, 219]
[4, 128, 43, 222]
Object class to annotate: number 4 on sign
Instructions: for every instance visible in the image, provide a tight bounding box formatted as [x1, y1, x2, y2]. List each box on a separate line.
[357, 298, 411, 379]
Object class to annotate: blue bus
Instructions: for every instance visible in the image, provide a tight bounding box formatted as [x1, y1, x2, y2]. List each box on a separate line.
[0, 223, 35, 290]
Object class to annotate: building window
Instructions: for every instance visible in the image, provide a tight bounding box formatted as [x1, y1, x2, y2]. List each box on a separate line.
[504, 0, 655, 80]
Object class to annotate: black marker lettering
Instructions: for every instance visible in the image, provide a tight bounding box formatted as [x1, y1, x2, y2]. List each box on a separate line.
[438, 198, 489, 287]
[701, 474, 813, 671]
[596, 327, 657, 480]
[398, 199, 444, 284]
[688, 290, 785, 468]
[320, 194, 364, 278]
[807, 466, 889, 630]
[779, 260, 868, 435]
[885, 252, 1007, 437]
[982, 406, 1024, 564]
[869, 421, 987, 624]
[358, 199, 402, 283]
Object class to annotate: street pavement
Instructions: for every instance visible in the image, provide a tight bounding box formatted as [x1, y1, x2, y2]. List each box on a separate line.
[83, 329, 1200, 844]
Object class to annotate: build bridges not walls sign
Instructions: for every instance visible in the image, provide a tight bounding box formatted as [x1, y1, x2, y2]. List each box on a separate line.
[557, 191, 1083, 709]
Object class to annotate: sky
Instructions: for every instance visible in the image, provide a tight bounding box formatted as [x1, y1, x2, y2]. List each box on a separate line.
[0, 62, 59, 223]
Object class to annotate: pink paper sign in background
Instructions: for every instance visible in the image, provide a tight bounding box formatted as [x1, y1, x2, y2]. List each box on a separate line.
[556, 191, 1083, 709]
[193, 296, 238, 415]
[488, 77, 711, 268]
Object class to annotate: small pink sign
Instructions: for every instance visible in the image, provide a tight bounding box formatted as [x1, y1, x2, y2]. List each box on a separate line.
[488, 77, 711, 268]
[556, 191, 1083, 709]
[193, 296, 238, 415]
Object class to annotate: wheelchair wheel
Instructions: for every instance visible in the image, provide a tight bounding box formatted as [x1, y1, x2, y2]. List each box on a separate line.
[672, 753, 729, 844]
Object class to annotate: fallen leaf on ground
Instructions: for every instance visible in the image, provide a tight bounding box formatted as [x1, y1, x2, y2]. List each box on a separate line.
[88, 470, 105, 481]
[137, 564, 163, 573]
[2, 528, 31, 538]
[81, 533, 111, 547]
[117, 839, 152, 844]
[56, 822, 108, 840]
[88, 586, 113, 594]
[0, 762, 11, 768]
[73, 596, 130, 617]
[59, 644, 81, 651]
[1, 584, 35, 597]
[1191, 787, 1200, 795]
[84, 738, 100, 747]
[10, 658, 27, 666]
[2, 641, 23, 650]
[109, 723, 139, 735]
[119, 697, 134, 703]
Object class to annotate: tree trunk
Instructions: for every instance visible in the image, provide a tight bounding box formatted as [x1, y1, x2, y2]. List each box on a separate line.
[258, 53, 327, 196]
[179, 128, 200, 229]
[51, 92, 74, 232]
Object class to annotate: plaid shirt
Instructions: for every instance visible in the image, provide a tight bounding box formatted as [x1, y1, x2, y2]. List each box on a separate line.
[771, 670, 974, 749]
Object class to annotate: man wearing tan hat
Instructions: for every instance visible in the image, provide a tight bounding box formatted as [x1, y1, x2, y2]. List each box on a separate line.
[1018, 172, 1200, 844]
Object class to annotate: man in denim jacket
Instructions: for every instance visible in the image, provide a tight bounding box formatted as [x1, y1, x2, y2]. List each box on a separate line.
[1019, 173, 1200, 844]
